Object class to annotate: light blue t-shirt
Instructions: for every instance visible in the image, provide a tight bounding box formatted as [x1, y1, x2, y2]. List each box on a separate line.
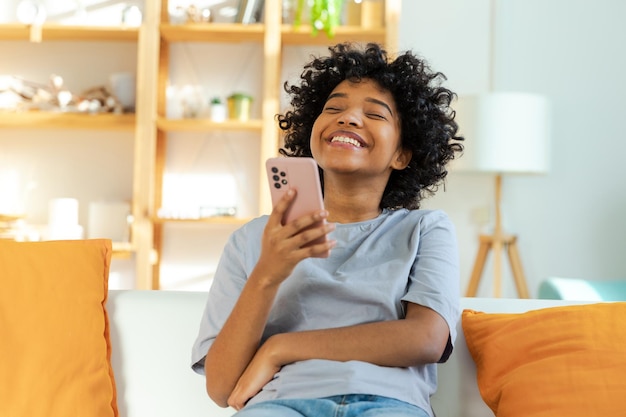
[191, 208, 460, 417]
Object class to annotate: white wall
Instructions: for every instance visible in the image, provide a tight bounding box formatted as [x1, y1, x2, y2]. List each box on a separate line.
[400, 0, 626, 297]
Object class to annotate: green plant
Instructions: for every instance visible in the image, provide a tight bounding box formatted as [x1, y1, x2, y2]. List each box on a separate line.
[294, 0, 345, 38]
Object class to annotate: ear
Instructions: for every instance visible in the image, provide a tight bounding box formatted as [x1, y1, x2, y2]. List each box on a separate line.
[391, 147, 412, 170]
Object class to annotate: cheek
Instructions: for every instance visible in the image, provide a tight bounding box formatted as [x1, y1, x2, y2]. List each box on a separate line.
[390, 121, 403, 147]
[382, 126, 402, 150]
[310, 138, 321, 160]
[311, 117, 324, 136]
[309, 120, 323, 154]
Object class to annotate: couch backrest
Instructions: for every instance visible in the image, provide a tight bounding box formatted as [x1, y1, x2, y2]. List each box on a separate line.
[107, 290, 590, 417]
[107, 290, 234, 417]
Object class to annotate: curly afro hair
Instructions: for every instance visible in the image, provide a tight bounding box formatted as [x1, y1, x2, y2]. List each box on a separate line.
[277, 42, 464, 210]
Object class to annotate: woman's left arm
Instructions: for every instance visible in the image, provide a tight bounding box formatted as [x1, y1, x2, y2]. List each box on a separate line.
[227, 302, 449, 409]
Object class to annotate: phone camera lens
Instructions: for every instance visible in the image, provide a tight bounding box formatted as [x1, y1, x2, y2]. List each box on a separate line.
[280, 171, 286, 177]
[271, 167, 279, 173]
[273, 175, 280, 181]
[273, 183, 281, 189]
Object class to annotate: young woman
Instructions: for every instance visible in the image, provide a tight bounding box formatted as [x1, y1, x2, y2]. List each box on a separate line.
[192, 42, 464, 417]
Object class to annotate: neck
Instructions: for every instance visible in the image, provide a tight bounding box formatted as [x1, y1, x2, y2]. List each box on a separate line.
[323, 176, 385, 223]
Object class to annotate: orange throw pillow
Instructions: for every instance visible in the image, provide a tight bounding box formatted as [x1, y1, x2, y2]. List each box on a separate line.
[0, 239, 118, 417]
[463, 303, 626, 417]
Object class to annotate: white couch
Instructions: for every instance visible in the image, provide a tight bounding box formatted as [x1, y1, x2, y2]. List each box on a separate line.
[108, 290, 590, 417]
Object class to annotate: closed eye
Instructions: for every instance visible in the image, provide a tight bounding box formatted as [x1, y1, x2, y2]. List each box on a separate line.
[367, 113, 387, 120]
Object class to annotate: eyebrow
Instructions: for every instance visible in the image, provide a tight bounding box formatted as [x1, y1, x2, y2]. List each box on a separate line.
[327, 92, 394, 116]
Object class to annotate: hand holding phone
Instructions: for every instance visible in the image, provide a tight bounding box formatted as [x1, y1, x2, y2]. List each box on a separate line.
[266, 157, 328, 248]
[266, 157, 325, 225]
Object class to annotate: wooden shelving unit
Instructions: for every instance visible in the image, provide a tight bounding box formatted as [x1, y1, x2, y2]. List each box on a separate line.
[0, 22, 139, 261]
[0, 23, 137, 135]
[0, 112, 135, 130]
[156, 117, 263, 132]
[138, 0, 401, 289]
[152, 216, 251, 225]
[0, 0, 400, 288]
[141, 0, 274, 289]
[160, 23, 264, 42]
[0, 24, 138, 42]
[111, 241, 134, 259]
[280, 25, 387, 45]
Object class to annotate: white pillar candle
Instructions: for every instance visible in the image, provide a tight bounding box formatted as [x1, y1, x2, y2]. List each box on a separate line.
[46, 198, 83, 240]
[88, 201, 131, 242]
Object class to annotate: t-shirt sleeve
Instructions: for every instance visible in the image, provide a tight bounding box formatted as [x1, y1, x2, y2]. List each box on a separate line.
[400, 210, 461, 359]
[190, 219, 262, 374]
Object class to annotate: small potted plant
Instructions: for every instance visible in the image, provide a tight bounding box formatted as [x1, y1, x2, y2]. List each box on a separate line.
[293, 0, 345, 38]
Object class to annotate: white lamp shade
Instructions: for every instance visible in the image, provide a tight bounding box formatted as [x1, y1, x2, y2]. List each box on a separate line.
[452, 92, 551, 174]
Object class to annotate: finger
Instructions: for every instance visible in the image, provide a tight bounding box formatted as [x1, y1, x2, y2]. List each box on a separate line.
[281, 209, 329, 237]
[227, 388, 245, 411]
[297, 221, 334, 247]
[265, 209, 329, 254]
[227, 383, 255, 412]
[267, 188, 296, 226]
[283, 212, 332, 242]
[301, 239, 337, 259]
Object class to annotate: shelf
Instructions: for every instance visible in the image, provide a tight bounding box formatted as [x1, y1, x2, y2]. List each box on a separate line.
[0, 111, 135, 130]
[153, 216, 251, 225]
[112, 241, 134, 259]
[156, 117, 263, 132]
[0, 24, 139, 42]
[160, 23, 264, 43]
[281, 24, 386, 45]
[159, 23, 384, 45]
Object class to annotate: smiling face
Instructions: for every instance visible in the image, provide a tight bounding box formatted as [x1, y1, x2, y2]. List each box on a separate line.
[310, 78, 411, 184]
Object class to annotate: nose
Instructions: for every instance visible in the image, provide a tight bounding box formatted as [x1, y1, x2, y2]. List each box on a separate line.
[337, 109, 362, 127]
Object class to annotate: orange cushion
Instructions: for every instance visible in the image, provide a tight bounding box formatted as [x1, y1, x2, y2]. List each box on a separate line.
[462, 303, 626, 417]
[0, 239, 118, 417]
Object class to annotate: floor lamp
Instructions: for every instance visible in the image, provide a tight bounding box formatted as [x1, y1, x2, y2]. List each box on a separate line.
[453, 93, 551, 298]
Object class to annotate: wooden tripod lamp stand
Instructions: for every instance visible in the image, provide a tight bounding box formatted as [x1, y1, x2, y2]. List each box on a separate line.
[453, 93, 551, 298]
[465, 174, 529, 298]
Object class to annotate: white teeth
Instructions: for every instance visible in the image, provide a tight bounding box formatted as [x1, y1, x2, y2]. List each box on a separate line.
[331, 136, 361, 147]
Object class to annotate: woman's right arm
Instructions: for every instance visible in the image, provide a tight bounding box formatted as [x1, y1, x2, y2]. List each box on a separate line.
[203, 266, 282, 407]
[204, 189, 335, 407]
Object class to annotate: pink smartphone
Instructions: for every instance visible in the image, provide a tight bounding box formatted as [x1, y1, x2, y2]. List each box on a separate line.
[266, 157, 327, 244]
